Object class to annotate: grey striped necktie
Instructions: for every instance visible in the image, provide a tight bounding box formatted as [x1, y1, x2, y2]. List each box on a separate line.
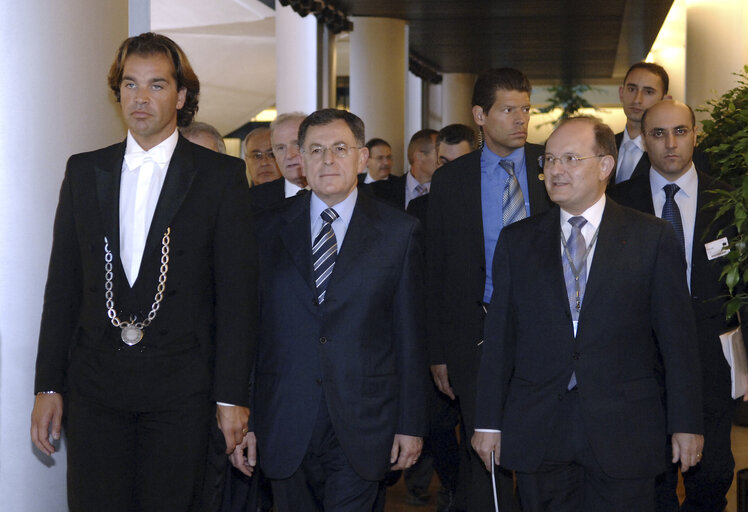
[500, 160, 526, 225]
[312, 208, 339, 304]
[564, 216, 587, 390]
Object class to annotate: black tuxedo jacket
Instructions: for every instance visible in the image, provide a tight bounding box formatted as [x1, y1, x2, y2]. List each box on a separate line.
[248, 177, 286, 215]
[35, 136, 258, 409]
[475, 200, 703, 479]
[425, 143, 551, 396]
[370, 174, 407, 209]
[252, 191, 428, 481]
[610, 171, 741, 412]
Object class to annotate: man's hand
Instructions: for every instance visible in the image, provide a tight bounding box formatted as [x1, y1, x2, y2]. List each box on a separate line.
[430, 364, 456, 400]
[216, 404, 250, 454]
[229, 431, 257, 477]
[30, 393, 63, 456]
[471, 431, 501, 471]
[390, 434, 423, 471]
[672, 432, 704, 472]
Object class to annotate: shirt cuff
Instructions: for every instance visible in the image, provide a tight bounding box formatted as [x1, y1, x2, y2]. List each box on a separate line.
[474, 428, 501, 433]
[216, 402, 236, 407]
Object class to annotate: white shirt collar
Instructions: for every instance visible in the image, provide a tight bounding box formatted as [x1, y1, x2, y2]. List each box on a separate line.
[560, 194, 606, 230]
[649, 164, 698, 199]
[284, 179, 306, 198]
[621, 126, 644, 152]
[124, 129, 179, 170]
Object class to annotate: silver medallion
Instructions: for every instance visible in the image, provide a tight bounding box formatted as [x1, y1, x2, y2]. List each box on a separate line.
[121, 325, 144, 346]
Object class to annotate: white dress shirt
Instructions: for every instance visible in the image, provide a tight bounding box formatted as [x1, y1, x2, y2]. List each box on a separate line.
[650, 165, 697, 289]
[616, 127, 644, 183]
[120, 129, 178, 286]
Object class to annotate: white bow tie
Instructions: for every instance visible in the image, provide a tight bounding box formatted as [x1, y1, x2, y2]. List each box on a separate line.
[124, 146, 168, 170]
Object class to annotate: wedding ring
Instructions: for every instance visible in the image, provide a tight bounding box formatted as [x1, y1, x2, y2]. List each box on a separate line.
[241, 426, 249, 435]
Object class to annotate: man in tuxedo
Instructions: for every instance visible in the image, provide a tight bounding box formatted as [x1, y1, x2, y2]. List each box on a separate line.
[30, 33, 257, 511]
[472, 116, 704, 512]
[426, 67, 551, 510]
[610, 99, 743, 512]
[358, 138, 393, 184]
[233, 109, 428, 511]
[371, 129, 438, 210]
[243, 126, 280, 186]
[248, 112, 308, 214]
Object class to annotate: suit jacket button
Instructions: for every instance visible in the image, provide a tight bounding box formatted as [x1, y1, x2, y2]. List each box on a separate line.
[315, 378, 322, 385]
[319, 337, 327, 344]
[557, 393, 563, 401]
[572, 352, 580, 360]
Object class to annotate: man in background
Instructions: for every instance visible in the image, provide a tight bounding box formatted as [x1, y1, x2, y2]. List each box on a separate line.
[243, 126, 280, 186]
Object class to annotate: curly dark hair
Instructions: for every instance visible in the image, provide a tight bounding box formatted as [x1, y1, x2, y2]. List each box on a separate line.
[107, 32, 199, 127]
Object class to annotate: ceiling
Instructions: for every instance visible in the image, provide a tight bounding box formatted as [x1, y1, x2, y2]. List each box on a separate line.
[338, 0, 674, 82]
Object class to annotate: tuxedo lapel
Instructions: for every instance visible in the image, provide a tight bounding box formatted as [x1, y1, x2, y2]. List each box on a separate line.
[280, 194, 315, 293]
[94, 140, 126, 259]
[143, 136, 199, 260]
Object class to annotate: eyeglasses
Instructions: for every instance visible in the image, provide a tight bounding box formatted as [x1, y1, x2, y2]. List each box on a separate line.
[302, 143, 361, 161]
[538, 154, 605, 168]
[272, 142, 300, 154]
[644, 127, 693, 139]
[249, 150, 274, 161]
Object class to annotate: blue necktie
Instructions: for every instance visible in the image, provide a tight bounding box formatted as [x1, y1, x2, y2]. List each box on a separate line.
[312, 208, 339, 304]
[564, 216, 587, 390]
[662, 184, 685, 253]
[500, 160, 526, 226]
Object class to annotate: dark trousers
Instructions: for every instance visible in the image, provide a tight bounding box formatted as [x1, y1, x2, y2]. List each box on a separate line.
[516, 389, 654, 512]
[457, 385, 519, 512]
[656, 399, 736, 512]
[66, 393, 212, 512]
[270, 397, 379, 512]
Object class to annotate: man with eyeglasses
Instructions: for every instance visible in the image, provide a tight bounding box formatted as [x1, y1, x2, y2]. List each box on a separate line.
[472, 116, 703, 512]
[426, 67, 551, 511]
[247, 112, 308, 214]
[371, 129, 438, 210]
[233, 108, 428, 511]
[243, 126, 280, 187]
[611, 99, 742, 512]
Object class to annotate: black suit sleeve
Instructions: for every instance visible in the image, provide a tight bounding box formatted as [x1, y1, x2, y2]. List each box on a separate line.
[35, 160, 83, 393]
[211, 161, 259, 406]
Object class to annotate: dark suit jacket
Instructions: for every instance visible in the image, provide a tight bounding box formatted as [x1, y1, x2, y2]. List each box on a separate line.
[370, 174, 407, 209]
[35, 136, 258, 409]
[610, 171, 740, 413]
[252, 191, 428, 481]
[248, 177, 286, 215]
[475, 199, 703, 479]
[406, 194, 429, 230]
[425, 143, 551, 397]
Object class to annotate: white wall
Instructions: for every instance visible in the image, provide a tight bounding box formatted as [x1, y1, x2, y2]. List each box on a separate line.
[0, 0, 128, 507]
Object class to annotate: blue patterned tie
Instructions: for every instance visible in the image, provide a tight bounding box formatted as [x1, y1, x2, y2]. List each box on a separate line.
[313, 208, 339, 304]
[564, 216, 587, 390]
[500, 160, 526, 226]
[661, 184, 685, 254]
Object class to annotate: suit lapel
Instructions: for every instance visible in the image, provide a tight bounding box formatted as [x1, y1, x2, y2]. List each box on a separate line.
[329, 192, 382, 288]
[280, 194, 315, 292]
[462, 151, 485, 265]
[532, 207, 570, 316]
[142, 136, 199, 260]
[581, 199, 629, 314]
[95, 140, 126, 258]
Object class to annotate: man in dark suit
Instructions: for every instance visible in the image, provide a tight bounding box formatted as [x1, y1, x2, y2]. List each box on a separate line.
[358, 137, 393, 185]
[610, 99, 743, 512]
[248, 112, 308, 214]
[243, 126, 280, 186]
[371, 129, 438, 210]
[30, 33, 257, 511]
[472, 116, 704, 512]
[427, 68, 551, 511]
[232, 109, 428, 511]
[614, 62, 670, 184]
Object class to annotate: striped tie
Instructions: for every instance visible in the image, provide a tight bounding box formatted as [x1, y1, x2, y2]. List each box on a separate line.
[313, 208, 339, 304]
[500, 160, 526, 226]
[662, 184, 685, 254]
[564, 216, 587, 390]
